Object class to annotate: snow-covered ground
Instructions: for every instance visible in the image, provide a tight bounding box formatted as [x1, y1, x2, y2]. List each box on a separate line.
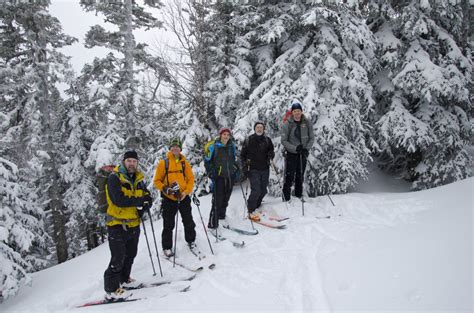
[1, 178, 472, 312]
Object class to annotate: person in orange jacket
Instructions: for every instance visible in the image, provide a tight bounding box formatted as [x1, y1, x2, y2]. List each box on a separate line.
[153, 138, 196, 257]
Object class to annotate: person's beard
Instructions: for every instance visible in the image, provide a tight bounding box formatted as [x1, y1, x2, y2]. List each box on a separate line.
[126, 165, 137, 174]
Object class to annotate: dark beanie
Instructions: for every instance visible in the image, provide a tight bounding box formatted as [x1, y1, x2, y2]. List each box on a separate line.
[254, 121, 265, 130]
[169, 138, 183, 149]
[123, 150, 138, 161]
[291, 101, 303, 111]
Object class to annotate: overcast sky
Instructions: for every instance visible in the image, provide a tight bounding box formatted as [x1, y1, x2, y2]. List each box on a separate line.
[50, 0, 173, 74]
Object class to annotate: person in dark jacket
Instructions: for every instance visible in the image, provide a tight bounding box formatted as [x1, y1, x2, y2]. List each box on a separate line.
[104, 150, 153, 300]
[280, 101, 315, 202]
[241, 121, 275, 221]
[204, 127, 239, 229]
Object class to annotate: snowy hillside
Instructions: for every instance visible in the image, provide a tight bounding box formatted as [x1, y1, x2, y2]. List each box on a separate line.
[1, 178, 472, 312]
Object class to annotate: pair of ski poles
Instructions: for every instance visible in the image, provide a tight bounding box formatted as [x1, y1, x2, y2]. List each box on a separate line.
[271, 156, 335, 217]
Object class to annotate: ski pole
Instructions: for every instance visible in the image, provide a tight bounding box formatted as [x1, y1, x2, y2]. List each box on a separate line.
[140, 217, 156, 276]
[146, 209, 163, 277]
[210, 178, 218, 243]
[327, 194, 335, 206]
[299, 153, 305, 216]
[173, 196, 180, 267]
[239, 180, 255, 230]
[192, 193, 214, 255]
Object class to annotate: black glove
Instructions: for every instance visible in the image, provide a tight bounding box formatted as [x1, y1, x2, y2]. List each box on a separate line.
[296, 144, 303, 154]
[302, 148, 309, 158]
[143, 194, 153, 205]
[138, 195, 152, 218]
[138, 206, 148, 218]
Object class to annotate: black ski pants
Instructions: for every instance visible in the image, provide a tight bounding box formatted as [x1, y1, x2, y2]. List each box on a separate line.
[161, 195, 196, 250]
[104, 224, 140, 292]
[283, 152, 307, 201]
[247, 168, 270, 212]
[208, 176, 233, 228]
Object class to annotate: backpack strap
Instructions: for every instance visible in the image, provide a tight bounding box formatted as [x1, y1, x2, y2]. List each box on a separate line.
[164, 157, 186, 186]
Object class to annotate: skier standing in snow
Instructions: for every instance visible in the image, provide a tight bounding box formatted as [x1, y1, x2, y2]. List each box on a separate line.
[153, 138, 196, 257]
[241, 121, 275, 221]
[103, 150, 153, 300]
[281, 101, 315, 202]
[204, 127, 240, 229]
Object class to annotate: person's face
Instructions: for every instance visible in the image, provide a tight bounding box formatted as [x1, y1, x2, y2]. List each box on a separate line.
[123, 158, 138, 173]
[170, 145, 181, 157]
[255, 124, 264, 135]
[292, 109, 302, 121]
[220, 131, 231, 143]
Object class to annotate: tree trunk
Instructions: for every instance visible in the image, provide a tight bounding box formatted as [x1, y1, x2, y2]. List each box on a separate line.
[123, 0, 138, 149]
[36, 37, 68, 264]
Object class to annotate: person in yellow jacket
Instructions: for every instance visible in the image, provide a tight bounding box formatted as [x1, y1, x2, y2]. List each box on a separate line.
[104, 150, 153, 300]
[153, 138, 196, 257]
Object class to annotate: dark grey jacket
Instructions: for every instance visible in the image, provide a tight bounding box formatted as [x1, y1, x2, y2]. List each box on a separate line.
[280, 114, 315, 154]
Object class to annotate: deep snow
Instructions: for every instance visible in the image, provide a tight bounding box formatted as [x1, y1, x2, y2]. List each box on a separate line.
[1, 178, 472, 312]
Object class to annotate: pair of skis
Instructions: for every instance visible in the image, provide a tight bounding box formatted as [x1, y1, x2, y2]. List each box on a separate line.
[165, 250, 216, 272]
[250, 211, 289, 229]
[76, 274, 195, 308]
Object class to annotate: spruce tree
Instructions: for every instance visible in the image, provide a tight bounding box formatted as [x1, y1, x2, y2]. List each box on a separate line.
[233, 1, 376, 195]
[0, 0, 76, 265]
[369, 0, 472, 189]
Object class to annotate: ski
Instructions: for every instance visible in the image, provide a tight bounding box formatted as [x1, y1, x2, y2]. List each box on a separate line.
[266, 215, 290, 222]
[188, 245, 216, 269]
[123, 273, 197, 290]
[315, 214, 341, 219]
[164, 256, 204, 272]
[222, 224, 258, 236]
[252, 219, 287, 229]
[209, 230, 245, 248]
[77, 296, 143, 308]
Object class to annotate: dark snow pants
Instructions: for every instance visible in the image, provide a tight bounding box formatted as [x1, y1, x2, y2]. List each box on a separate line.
[283, 152, 307, 201]
[161, 195, 196, 250]
[208, 176, 233, 229]
[247, 168, 270, 212]
[104, 224, 140, 292]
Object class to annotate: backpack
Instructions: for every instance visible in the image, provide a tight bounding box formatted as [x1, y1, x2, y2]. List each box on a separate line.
[283, 109, 292, 123]
[96, 165, 116, 214]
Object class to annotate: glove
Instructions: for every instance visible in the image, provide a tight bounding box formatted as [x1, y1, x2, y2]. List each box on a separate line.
[163, 186, 174, 196]
[232, 164, 241, 181]
[138, 195, 152, 218]
[302, 148, 309, 158]
[138, 194, 153, 207]
[296, 144, 303, 154]
[138, 205, 149, 218]
[170, 182, 180, 195]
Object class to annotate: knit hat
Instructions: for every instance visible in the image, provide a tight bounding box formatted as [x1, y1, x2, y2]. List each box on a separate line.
[169, 138, 182, 149]
[219, 127, 232, 136]
[254, 121, 265, 130]
[291, 101, 303, 112]
[123, 150, 138, 161]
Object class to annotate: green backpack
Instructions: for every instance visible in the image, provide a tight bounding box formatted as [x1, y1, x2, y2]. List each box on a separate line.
[96, 165, 116, 214]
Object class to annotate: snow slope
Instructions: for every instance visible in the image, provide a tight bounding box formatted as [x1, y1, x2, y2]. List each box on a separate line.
[1, 178, 472, 312]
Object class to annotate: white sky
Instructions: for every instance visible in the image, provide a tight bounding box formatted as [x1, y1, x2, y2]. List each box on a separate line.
[49, 0, 174, 74]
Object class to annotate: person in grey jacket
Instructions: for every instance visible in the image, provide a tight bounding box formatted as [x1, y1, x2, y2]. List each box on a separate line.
[280, 101, 315, 201]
